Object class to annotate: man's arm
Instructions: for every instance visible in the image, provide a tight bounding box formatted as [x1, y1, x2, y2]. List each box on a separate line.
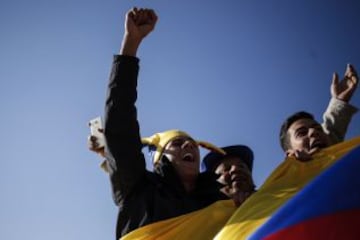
[103, 8, 158, 205]
[289, 64, 358, 161]
[322, 64, 358, 144]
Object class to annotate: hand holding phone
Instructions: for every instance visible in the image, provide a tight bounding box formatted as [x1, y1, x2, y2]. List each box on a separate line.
[88, 116, 105, 149]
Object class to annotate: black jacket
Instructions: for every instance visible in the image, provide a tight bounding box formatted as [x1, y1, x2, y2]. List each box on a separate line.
[103, 55, 226, 239]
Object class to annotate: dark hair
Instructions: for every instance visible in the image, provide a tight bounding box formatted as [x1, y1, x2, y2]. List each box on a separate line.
[153, 155, 172, 175]
[279, 111, 315, 151]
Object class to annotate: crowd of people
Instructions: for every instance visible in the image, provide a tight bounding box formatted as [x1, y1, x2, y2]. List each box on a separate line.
[88, 7, 359, 240]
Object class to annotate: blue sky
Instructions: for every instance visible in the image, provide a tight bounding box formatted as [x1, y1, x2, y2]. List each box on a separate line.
[1, 1, 359, 239]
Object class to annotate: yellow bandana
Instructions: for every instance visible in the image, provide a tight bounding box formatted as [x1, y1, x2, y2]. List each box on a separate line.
[142, 129, 226, 165]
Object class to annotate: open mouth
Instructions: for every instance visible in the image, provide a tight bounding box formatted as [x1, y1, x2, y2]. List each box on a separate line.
[231, 172, 251, 182]
[310, 140, 326, 150]
[182, 153, 195, 162]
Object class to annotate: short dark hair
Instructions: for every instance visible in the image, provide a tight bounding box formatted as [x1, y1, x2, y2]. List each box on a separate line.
[279, 111, 315, 151]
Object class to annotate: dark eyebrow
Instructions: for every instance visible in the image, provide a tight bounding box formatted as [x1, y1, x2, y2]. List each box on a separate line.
[294, 126, 307, 133]
[295, 123, 322, 133]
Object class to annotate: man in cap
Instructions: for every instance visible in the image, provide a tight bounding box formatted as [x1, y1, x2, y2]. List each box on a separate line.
[203, 145, 256, 206]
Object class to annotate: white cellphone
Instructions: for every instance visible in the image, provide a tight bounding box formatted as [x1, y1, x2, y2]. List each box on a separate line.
[89, 116, 105, 148]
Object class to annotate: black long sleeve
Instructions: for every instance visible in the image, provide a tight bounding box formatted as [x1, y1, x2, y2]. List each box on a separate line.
[104, 55, 146, 205]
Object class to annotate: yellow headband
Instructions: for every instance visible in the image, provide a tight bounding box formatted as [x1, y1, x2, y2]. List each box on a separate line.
[142, 129, 225, 165]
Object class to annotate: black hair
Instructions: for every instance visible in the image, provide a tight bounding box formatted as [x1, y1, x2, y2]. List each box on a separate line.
[279, 111, 315, 151]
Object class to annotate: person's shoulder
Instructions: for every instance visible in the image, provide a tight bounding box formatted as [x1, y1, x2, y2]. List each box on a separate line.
[197, 171, 219, 188]
[145, 171, 163, 184]
[198, 171, 217, 180]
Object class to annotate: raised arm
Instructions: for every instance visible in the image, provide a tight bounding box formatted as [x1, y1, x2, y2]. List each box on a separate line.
[103, 8, 158, 205]
[322, 64, 358, 144]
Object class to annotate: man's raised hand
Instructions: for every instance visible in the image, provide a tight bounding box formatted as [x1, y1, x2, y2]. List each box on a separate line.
[331, 64, 358, 102]
[126, 8, 158, 40]
[120, 8, 158, 56]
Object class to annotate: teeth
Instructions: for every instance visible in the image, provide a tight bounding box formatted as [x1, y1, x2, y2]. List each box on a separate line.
[311, 140, 322, 149]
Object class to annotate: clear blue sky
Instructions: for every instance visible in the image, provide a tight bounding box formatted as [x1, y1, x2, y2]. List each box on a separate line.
[1, 1, 359, 239]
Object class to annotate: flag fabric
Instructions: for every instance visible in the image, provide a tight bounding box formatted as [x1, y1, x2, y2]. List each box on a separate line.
[120, 200, 236, 240]
[250, 144, 360, 240]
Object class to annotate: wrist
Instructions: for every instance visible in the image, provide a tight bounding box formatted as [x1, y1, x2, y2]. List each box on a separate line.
[119, 33, 142, 56]
[335, 95, 350, 103]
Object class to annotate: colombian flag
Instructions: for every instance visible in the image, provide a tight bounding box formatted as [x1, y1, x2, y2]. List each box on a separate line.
[249, 145, 360, 240]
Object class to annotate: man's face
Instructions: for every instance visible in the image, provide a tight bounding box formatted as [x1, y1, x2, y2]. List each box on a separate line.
[214, 156, 254, 196]
[163, 136, 200, 178]
[287, 118, 330, 155]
